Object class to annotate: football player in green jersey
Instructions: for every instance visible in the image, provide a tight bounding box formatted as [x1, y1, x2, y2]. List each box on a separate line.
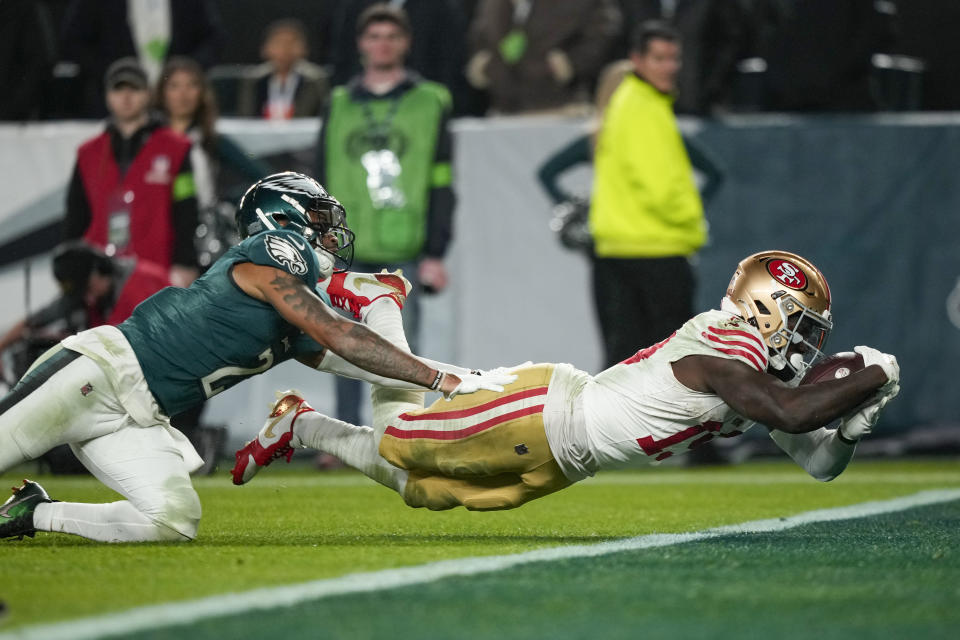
[0, 172, 511, 543]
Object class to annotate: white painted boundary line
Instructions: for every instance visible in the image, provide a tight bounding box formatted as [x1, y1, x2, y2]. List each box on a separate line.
[5, 488, 960, 640]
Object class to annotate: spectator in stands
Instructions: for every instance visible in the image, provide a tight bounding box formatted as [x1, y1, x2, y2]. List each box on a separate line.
[589, 21, 706, 367]
[327, 0, 471, 115]
[317, 3, 456, 428]
[466, 0, 622, 114]
[0, 241, 169, 386]
[615, 0, 748, 115]
[63, 58, 200, 288]
[61, 0, 223, 118]
[0, 0, 56, 121]
[156, 56, 270, 267]
[536, 53, 722, 252]
[236, 19, 329, 120]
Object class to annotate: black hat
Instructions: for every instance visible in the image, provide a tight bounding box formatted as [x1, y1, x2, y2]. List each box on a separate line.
[104, 57, 148, 91]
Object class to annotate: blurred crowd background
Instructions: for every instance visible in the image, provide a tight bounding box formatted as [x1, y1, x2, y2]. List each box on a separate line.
[3, 0, 960, 123]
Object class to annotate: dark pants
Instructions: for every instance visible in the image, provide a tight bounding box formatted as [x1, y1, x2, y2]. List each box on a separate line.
[591, 256, 695, 369]
[335, 260, 421, 426]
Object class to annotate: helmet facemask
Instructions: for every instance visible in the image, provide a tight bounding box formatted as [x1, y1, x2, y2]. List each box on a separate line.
[300, 200, 355, 277]
[765, 294, 832, 384]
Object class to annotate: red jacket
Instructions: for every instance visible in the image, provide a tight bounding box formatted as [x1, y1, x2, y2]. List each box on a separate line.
[76, 128, 191, 269]
[87, 259, 171, 327]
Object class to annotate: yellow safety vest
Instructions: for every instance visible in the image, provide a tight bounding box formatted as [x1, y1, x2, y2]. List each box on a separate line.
[589, 74, 706, 258]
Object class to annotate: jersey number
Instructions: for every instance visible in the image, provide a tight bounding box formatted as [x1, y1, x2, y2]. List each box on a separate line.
[637, 421, 744, 461]
[200, 347, 275, 399]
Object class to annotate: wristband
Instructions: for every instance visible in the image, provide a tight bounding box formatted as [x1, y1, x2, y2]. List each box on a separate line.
[429, 370, 444, 391]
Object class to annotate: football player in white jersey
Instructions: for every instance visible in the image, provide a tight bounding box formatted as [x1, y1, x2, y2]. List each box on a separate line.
[233, 250, 900, 512]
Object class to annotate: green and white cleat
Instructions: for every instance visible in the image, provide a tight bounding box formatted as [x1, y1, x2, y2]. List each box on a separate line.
[0, 479, 52, 540]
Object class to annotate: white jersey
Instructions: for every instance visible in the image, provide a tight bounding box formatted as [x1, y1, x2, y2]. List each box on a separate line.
[550, 310, 769, 480]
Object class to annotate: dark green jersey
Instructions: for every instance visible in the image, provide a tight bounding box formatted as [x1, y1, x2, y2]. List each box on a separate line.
[119, 229, 324, 416]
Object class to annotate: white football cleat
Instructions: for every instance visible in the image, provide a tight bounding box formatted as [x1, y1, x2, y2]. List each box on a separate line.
[231, 390, 315, 485]
[317, 269, 412, 322]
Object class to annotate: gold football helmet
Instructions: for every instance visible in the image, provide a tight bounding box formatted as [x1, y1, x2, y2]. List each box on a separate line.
[721, 250, 833, 383]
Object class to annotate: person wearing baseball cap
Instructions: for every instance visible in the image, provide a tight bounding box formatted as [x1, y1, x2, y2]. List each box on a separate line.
[63, 56, 201, 289]
[104, 56, 149, 91]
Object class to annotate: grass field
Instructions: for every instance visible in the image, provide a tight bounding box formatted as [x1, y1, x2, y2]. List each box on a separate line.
[1, 458, 959, 639]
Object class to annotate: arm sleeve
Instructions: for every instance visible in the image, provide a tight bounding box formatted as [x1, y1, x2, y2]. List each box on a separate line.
[768, 428, 857, 482]
[171, 153, 199, 268]
[536, 134, 592, 204]
[423, 101, 456, 259]
[63, 162, 91, 240]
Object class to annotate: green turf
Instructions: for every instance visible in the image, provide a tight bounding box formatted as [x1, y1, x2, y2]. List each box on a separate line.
[130, 501, 960, 640]
[1, 459, 959, 636]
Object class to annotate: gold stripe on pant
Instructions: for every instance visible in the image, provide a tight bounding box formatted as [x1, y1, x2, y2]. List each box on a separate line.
[379, 364, 572, 511]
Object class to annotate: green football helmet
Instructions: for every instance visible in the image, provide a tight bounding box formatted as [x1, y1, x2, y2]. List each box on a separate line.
[236, 172, 355, 275]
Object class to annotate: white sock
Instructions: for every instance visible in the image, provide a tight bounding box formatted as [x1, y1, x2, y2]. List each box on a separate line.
[365, 297, 411, 353]
[33, 500, 187, 543]
[295, 411, 408, 494]
[362, 297, 425, 439]
[307, 295, 422, 496]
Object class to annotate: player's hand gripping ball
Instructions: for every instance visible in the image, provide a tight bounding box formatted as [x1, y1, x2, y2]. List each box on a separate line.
[800, 352, 865, 385]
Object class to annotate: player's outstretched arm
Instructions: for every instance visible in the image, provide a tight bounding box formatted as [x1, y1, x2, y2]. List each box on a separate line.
[674, 354, 890, 434]
[233, 262, 450, 391]
[298, 349, 518, 392]
[233, 263, 507, 397]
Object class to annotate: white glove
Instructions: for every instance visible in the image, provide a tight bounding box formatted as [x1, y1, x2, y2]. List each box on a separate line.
[479, 361, 533, 377]
[854, 346, 900, 393]
[838, 387, 897, 442]
[445, 371, 518, 400]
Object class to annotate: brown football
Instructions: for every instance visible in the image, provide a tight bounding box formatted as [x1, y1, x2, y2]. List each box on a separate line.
[800, 352, 866, 385]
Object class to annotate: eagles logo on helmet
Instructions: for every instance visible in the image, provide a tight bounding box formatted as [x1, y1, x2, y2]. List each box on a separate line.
[236, 172, 355, 279]
[721, 250, 833, 385]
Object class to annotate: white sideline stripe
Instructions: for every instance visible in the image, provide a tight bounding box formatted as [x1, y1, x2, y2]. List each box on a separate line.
[5, 488, 960, 640]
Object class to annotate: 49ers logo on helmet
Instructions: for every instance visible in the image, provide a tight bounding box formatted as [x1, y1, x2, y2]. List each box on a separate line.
[767, 259, 807, 290]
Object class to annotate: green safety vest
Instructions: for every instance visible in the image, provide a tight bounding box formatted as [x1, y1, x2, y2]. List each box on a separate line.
[323, 79, 452, 263]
